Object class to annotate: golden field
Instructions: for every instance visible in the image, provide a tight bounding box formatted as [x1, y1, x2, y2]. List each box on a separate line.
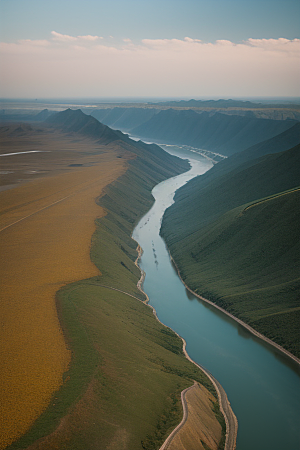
[0, 126, 129, 448]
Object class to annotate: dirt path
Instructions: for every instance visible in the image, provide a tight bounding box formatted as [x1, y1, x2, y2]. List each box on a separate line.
[159, 382, 197, 450]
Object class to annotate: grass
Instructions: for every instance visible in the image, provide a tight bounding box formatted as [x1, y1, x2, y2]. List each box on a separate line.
[0, 158, 128, 449]
[5, 136, 225, 449]
[166, 383, 223, 450]
[162, 187, 300, 357]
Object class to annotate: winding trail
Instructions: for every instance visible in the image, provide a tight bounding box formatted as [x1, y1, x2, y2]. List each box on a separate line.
[159, 381, 198, 450]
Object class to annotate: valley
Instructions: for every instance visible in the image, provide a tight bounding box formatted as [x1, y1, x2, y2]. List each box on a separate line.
[1, 100, 299, 450]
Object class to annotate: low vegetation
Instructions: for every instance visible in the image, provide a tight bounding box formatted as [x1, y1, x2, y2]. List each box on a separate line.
[4, 112, 225, 450]
[161, 140, 300, 358]
[166, 383, 223, 450]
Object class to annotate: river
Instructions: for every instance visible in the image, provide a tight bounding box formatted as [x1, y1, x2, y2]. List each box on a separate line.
[132, 152, 300, 450]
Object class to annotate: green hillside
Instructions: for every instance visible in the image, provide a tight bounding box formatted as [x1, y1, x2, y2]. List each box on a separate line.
[7, 111, 227, 450]
[161, 144, 300, 357]
[196, 121, 300, 186]
[91, 107, 159, 131]
[164, 143, 300, 237]
[130, 109, 297, 155]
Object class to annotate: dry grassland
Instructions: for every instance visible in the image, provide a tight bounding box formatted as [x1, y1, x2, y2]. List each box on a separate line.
[167, 383, 222, 450]
[0, 128, 129, 448]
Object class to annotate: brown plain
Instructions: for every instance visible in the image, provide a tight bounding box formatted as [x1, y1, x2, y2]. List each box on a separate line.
[167, 383, 222, 450]
[0, 125, 130, 449]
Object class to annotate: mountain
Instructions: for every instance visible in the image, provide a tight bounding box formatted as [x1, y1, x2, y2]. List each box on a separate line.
[45, 108, 190, 175]
[188, 121, 300, 191]
[91, 107, 158, 131]
[149, 99, 262, 108]
[46, 108, 122, 144]
[130, 109, 297, 155]
[148, 98, 300, 109]
[161, 142, 300, 357]
[34, 109, 55, 121]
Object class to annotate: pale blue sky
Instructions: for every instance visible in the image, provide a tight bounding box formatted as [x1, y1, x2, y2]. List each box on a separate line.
[1, 0, 299, 43]
[1, 0, 299, 98]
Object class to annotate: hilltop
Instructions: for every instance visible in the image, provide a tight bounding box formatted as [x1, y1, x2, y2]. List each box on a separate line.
[46, 108, 122, 144]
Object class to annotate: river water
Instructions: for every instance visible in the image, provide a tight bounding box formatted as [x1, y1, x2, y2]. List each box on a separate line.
[132, 154, 300, 450]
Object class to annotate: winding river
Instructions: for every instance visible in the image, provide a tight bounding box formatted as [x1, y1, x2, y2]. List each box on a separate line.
[132, 152, 300, 450]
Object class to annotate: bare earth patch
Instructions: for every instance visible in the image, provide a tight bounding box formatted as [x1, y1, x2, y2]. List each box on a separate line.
[166, 383, 222, 450]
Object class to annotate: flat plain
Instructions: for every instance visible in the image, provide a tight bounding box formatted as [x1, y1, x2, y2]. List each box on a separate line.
[0, 125, 128, 448]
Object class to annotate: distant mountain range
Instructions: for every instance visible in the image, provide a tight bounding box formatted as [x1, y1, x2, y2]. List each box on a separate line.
[148, 98, 300, 109]
[91, 107, 159, 132]
[161, 123, 300, 358]
[88, 107, 298, 156]
[129, 109, 298, 156]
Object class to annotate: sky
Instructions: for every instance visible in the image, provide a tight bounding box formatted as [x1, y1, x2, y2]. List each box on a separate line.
[0, 0, 299, 99]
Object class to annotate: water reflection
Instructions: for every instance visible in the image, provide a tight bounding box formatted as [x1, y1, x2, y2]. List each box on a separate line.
[185, 288, 195, 301]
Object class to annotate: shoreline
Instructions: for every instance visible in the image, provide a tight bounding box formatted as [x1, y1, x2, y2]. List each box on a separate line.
[134, 244, 237, 450]
[168, 253, 300, 367]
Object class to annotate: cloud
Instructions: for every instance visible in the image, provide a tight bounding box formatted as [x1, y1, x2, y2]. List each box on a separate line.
[1, 34, 299, 97]
[18, 39, 50, 47]
[246, 38, 300, 54]
[51, 31, 103, 42]
[77, 35, 103, 41]
[51, 31, 77, 42]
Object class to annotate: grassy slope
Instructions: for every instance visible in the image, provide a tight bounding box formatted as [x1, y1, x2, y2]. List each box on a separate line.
[163, 143, 300, 238]
[130, 109, 297, 156]
[161, 145, 300, 357]
[190, 122, 300, 187]
[7, 135, 225, 449]
[91, 107, 159, 131]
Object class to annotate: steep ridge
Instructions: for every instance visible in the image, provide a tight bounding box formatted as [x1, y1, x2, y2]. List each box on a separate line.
[46, 109, 189, 175]
[46, 108, 121, 144]
[161, 143, 300, 357]
[165, 142, 300, 233]
[196, 121, 300, 185]
[91, 107, 127, 126]
[130, 109, 297, 155]
[34, 109, 54, 121]
[91, 107, 158, 131]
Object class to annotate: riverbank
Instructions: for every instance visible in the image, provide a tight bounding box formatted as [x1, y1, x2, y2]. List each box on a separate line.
[135, 244, 236, 450]
[168, 253, 300, 367]
[132, 160, 300, 450]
